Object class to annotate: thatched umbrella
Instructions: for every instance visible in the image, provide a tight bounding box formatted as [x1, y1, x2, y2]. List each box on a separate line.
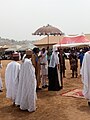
[32, 24, 64, 48]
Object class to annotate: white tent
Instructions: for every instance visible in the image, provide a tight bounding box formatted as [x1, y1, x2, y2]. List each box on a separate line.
[18, 43, 36, 51]
[53, 42, 90, 48]
[5, 45, 21, 52]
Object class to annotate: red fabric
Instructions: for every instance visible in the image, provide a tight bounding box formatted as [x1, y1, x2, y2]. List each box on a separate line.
[61, 89, 84, 98]
[60, 35, 90, 44]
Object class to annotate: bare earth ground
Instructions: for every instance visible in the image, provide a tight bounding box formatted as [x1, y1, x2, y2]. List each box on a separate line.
[0, 60, 90, 120]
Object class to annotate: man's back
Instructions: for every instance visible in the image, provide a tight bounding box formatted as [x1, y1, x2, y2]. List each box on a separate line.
[15, 58, 37, 112]
[5, 61, 20, 102]
[81, 51, 90, 100]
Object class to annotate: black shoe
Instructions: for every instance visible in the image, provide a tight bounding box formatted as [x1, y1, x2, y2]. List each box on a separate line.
[16, 105, 20, 107]
[60, 86, 63, 89]
[0, 90, 3, 92]
[88, 102, 90, 106]
[38, 88, 42, 90]
[42, 85, 48, 89]
[36, 88, 42, 91]
[45, 85, 48, 88]
[42, 86, 45, 88]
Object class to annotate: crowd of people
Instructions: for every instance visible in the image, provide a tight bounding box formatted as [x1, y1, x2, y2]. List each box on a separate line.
[0, 46, 90, 112]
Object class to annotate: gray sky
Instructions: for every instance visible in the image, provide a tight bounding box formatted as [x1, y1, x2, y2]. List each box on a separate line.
[0, 0, 90, 41]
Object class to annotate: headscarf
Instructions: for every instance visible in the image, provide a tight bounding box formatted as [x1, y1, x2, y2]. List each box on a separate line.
[49, 47, 59, 68]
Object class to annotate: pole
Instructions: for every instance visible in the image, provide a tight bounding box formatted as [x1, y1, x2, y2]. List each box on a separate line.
[47, 35, 49, 48]
[59, 39, 63, 89]
[47, 35, 50, 64]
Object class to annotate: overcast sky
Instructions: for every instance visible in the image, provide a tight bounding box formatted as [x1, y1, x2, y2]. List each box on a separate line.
[0, 0, 90, 41]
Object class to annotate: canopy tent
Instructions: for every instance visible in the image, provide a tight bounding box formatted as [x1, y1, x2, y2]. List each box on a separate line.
[18, 43, 36, 51]
[5, 45, 21, 52]
[53, 42, 90, 48]
[5, 43, 36, 52]
[53, 34, 90, 49]
[60, 34, 90, 44]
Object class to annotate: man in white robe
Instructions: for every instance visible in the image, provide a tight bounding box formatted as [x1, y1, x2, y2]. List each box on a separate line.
[5, 52, 20, 104]
[48, 47, 61, 91]
[15, 50, 37, 112]
[40, 48, 48, 88]
[81, 51, 90, 105]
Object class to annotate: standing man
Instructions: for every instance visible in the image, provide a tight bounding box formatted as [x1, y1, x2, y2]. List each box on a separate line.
[70, 54, 78, 78]
[60, 49, 67, 78]
[15, 50, 37, 112]
[5, 52, 20, 105]
[31, 47, 41, 91]
[81, 51, 90, 106]
[40, 48, 48, 88]
[79, 49, 84, 68]
[48, 47, 61, 91]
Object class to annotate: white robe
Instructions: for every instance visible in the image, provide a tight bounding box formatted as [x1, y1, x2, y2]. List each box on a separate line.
[40, 51, 48, 75]
[81, 51, 90, 100]
[15, 58, 37, 112]
[5, 61, 20, 102]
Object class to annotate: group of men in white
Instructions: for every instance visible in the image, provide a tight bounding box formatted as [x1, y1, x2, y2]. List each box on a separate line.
[4, 47, 48, 112]
[0, 46, 90, 112]
[5, 50, 37, 112]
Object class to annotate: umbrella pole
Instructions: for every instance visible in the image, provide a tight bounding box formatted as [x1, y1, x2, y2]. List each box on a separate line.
[47, 35, 50, 64]
[47, 35, 49, 48]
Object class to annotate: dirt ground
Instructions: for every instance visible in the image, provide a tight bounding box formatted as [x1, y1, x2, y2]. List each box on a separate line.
[0, 60, 90, 120]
